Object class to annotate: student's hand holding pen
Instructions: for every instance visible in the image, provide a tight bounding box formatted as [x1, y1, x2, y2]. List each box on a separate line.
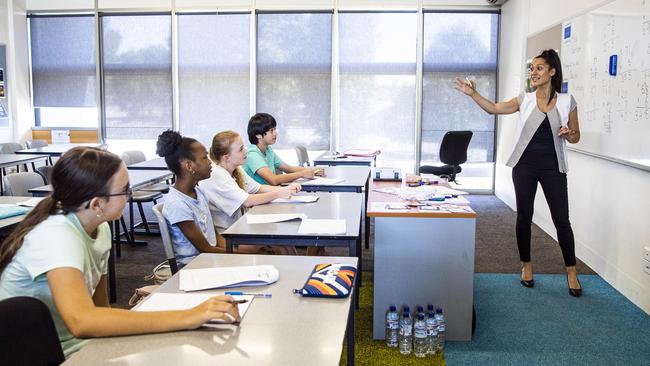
[453, 77, 476, 96]
[277, 183, 301, 199]
[313, 167, 325, 177]
[287, 182, 302, 194]
[187, 295, 241, 328]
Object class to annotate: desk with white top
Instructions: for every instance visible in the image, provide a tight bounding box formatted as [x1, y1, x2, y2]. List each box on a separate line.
[368, 180, 477, 341]
[63, 253, 358, 366]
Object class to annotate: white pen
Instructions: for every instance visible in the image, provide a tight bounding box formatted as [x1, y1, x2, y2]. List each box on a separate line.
[465, 77, 473, 87]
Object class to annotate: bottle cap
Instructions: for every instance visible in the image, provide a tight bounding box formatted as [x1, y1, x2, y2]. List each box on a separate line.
[436, 308, 443, 314]
[417, 305, 424, 312]
[427, 304, 434, 311]
[428, 312, 435, 318]
[389, 305, 397, 312]
[418, 313, 425, 320]
[403, 305, 410, 312]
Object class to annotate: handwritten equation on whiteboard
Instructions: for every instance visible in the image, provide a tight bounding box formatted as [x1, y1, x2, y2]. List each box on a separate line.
[561, 0, 650, 168]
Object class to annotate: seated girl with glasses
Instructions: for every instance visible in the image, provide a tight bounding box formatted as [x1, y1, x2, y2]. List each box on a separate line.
[200, 130, 301, 255]
[0, 147, 240, 358]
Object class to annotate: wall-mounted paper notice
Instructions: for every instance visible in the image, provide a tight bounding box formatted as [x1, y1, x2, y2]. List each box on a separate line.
[51, 129, 70, 144]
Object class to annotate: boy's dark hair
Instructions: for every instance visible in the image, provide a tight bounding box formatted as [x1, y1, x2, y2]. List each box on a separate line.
[247, 113, 277, 144]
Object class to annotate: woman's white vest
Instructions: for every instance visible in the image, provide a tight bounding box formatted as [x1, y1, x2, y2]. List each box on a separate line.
[506, 91, 574, 173]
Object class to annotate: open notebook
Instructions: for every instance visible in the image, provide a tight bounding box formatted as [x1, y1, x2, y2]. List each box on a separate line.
[179, 265, 279, 292]
[134, 293, 253, 324]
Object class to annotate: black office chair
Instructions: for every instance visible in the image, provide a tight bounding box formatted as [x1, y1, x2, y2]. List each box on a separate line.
[419, 130, 473, 183]
[0, 296, 65, 366]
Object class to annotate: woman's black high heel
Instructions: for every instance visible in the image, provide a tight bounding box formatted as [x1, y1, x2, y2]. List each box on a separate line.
[567, 274, 582, 297]
[520, 267, 534, 288]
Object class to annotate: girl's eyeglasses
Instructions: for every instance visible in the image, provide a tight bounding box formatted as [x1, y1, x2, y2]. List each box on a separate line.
[84, 187, 132, 209]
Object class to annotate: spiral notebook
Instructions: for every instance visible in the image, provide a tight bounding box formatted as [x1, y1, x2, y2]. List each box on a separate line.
[179, 265, 279, 292]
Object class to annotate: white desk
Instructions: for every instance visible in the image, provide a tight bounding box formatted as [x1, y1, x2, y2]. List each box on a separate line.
[63, 254, 358, 366]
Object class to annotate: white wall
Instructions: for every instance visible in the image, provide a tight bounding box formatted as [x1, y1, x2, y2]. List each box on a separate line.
[498, 0, 650, 314]
[0, 0, 33, 144]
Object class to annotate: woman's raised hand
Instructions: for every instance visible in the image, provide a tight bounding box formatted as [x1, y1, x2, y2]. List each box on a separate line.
[185, 295, 241, 328]
[453, 77, 476, 96]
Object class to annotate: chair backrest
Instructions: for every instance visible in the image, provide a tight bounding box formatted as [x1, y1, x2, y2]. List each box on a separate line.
[294, 145, 310, 167]
[120, 150, 147, 166]
[26, 139, 48, 149]
[36, 165, 54, 184]
[0, 296, 65, 366]
[439, 131, 473, 166]
[0, 142, 24, 154]
[3, 172, 47, 196]
[152, 203, 179, 274]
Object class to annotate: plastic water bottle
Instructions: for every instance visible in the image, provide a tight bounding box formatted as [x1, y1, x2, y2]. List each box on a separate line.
[426, 310, 438, 355]
[413, 313, 428, 358]
[385, 305, 399, 348]
[416, 305, 425, 318]
[435, 308, 446, 352]
[398, 311, 413, 355]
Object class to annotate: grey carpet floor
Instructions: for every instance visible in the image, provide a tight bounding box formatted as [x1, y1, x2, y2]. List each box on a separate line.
[113, 195, 595, 309]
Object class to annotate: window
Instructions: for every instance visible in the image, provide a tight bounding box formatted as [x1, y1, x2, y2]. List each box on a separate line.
[421, 12, 499, 165]
[30, 15, 97, 128]
[177, 13, 250, 148]
[338, 12, 417, 170]
[256, 12, 332, 150]
[101, 14, 172, 139]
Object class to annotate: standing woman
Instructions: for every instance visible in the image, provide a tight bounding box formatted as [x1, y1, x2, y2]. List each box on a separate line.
[454, 49, 582, 297]
[0, 147, 239, 358]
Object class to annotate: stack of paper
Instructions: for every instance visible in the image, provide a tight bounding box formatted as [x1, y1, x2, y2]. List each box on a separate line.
[343, 148, 380, 157]
[301, 177, 344, 186]
[134, 293, 253, 324]
[271, 195, 319, 204]
[179, 265, 279, 292]
[298, 219, 346, 234]
[246, 213, 307, 224]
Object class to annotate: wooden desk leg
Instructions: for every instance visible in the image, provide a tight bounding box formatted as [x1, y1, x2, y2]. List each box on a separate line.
[347, 292, 355, 366]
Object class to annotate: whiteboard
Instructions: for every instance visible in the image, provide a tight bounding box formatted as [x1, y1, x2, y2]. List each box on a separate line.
[561, 0, 650, 170]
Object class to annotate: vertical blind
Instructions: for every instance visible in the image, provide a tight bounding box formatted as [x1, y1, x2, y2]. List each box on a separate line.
[30, 16, 96, 108]
[256, 12, 332, 150]
[421, 12, 499, 164]
[338, 12, 417, 169]
[101, 14, 173, 139]
[178, 13, 251, 148]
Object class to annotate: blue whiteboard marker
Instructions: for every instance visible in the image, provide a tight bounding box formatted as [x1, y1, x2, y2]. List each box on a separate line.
[609, 55, 617, 76]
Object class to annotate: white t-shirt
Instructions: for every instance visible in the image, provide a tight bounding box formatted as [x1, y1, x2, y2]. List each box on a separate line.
[200, 164, 261, 233]
[0, 213, 111, 358]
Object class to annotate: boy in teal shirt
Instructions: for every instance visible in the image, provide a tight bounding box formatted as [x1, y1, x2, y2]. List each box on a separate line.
[244, 113, 322, 185]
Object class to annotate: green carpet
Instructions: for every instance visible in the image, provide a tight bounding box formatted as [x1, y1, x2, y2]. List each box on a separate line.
[341, 272, 446, 365]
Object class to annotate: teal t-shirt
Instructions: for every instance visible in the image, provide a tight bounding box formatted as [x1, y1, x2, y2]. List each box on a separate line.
[243, 145, 284, 185]
[0, 213, 111, 358]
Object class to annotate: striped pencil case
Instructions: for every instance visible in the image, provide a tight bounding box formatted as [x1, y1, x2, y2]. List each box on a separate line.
[293, 263, 357, 298]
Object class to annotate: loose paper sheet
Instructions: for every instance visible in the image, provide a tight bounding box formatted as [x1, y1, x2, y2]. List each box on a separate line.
[246, 213, 307, 224]
[179, 265, 279, 292]
[271, 195, 319, 204]
[301, 177, 344, 186]
[135, 293, 253, 324]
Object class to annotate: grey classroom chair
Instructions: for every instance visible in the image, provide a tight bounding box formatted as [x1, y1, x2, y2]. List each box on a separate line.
[152, 203, 179, 274]
[120, 150, 169, 194]
[294, 145, 310, 167]
[0, 142, 23, 154]
[3, 172, 46, 196]
[26, 139, 48, 149]
[0, 297, 65, 366]
[36, 165, 54, 184]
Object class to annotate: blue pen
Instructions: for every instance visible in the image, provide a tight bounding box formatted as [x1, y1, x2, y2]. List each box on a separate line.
[225, 291, 272, 298]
